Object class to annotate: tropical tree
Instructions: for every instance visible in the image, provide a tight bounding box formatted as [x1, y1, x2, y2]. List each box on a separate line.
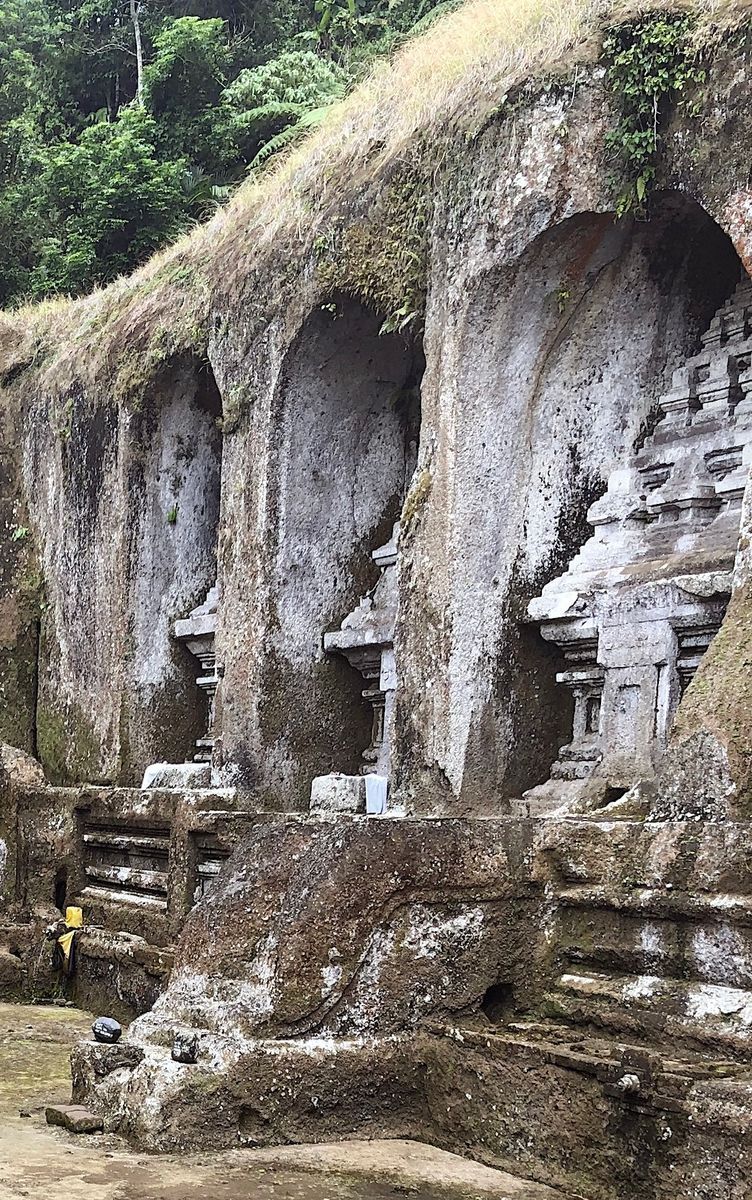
[28, 109, 187, 296]
[0, 0, 451, 305]
[221, 48, 347, 167]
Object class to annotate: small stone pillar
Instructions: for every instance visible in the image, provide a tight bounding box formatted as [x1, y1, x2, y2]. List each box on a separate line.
[310, 524, 400, 815]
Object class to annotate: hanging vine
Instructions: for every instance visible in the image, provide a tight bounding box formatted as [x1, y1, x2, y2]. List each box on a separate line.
[602, 14, 706, 216]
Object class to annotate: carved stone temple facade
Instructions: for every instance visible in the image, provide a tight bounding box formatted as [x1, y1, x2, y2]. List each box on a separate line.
[309, 523, 399, 815]
[174, 584, 219, 764]
[7, 27, 752, 1200]
[525, 275, 752, 813]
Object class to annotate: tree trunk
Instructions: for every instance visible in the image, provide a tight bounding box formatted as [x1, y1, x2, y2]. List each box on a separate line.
[130, 0, 144, 106]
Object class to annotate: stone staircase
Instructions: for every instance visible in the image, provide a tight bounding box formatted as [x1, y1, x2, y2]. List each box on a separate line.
[534, 818, 752, 1056]
[424, 816, 752, 1199]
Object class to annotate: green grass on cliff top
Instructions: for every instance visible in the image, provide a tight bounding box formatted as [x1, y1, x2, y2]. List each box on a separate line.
[0, 0, 750, 395]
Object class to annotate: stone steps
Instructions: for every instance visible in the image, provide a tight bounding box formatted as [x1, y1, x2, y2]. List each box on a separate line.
[547, 872, 752, 1059]
[429, 1020, 752, 1199]
[544, 968, 752, 1059]
[555, 907, 752, 988]
[555, 883, 752, 923]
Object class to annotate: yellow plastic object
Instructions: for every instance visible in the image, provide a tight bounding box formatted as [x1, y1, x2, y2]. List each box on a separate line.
[65, 906, 83, 929]
[57, 929, 76, 966]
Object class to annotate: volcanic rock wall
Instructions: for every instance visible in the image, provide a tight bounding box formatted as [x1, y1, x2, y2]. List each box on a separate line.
[396, 196, 740, 815]
[0, 40, 750, 812]
[207, 41, 752, 812]
[4, 9, 752, 1200]
[22, 356, 222, 784]
[215, 301, 422, 804]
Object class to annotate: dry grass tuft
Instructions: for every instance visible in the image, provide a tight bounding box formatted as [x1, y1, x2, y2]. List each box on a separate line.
[179, 0, 750, 265]
[2, 0, 750, 395]
[202, 0, 606, 280]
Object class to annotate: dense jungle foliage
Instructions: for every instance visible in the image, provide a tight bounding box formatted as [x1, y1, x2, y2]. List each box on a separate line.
[0, 0, 451, 305]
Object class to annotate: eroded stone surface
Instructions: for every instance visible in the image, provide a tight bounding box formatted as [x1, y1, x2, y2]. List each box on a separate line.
[2, 1002, 563, 1200]
[4, 19, 752, 1200]
[65, 814, 752, 1199]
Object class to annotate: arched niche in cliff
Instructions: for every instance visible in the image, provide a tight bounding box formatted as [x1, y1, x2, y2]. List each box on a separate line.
[124, 354, 223, 776]
[259, 298, 423, 805]
[395, 192, 742, 815]
[32, 352, 223, 785]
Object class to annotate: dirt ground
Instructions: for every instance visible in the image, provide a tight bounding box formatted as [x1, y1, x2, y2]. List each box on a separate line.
[0, 1002, 567, 1200]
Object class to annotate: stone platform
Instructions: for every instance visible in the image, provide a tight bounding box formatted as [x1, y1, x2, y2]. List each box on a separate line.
[0, 781, 272, 1018]
[63, 813, 752, 1199]
[0, 1001, 566, 1200]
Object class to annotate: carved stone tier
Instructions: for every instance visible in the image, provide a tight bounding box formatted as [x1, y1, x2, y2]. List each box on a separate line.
[323, 523, 399, 778]
[174, 584, 219, 763]
[525, 276, 752, 813]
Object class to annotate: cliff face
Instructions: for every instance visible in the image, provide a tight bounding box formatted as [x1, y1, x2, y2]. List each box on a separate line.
[1, 10, 751, 804]
[21, 357, 222, 783]
[5, 5, 752, 1197]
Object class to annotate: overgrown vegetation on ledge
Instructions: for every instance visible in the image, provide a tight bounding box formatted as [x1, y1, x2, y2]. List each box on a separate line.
[0, 0, 750, 411]
[603, 11, 707, 214]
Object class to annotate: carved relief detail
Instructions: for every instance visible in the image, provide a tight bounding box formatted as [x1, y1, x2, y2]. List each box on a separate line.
[525, 278, 752, 811]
